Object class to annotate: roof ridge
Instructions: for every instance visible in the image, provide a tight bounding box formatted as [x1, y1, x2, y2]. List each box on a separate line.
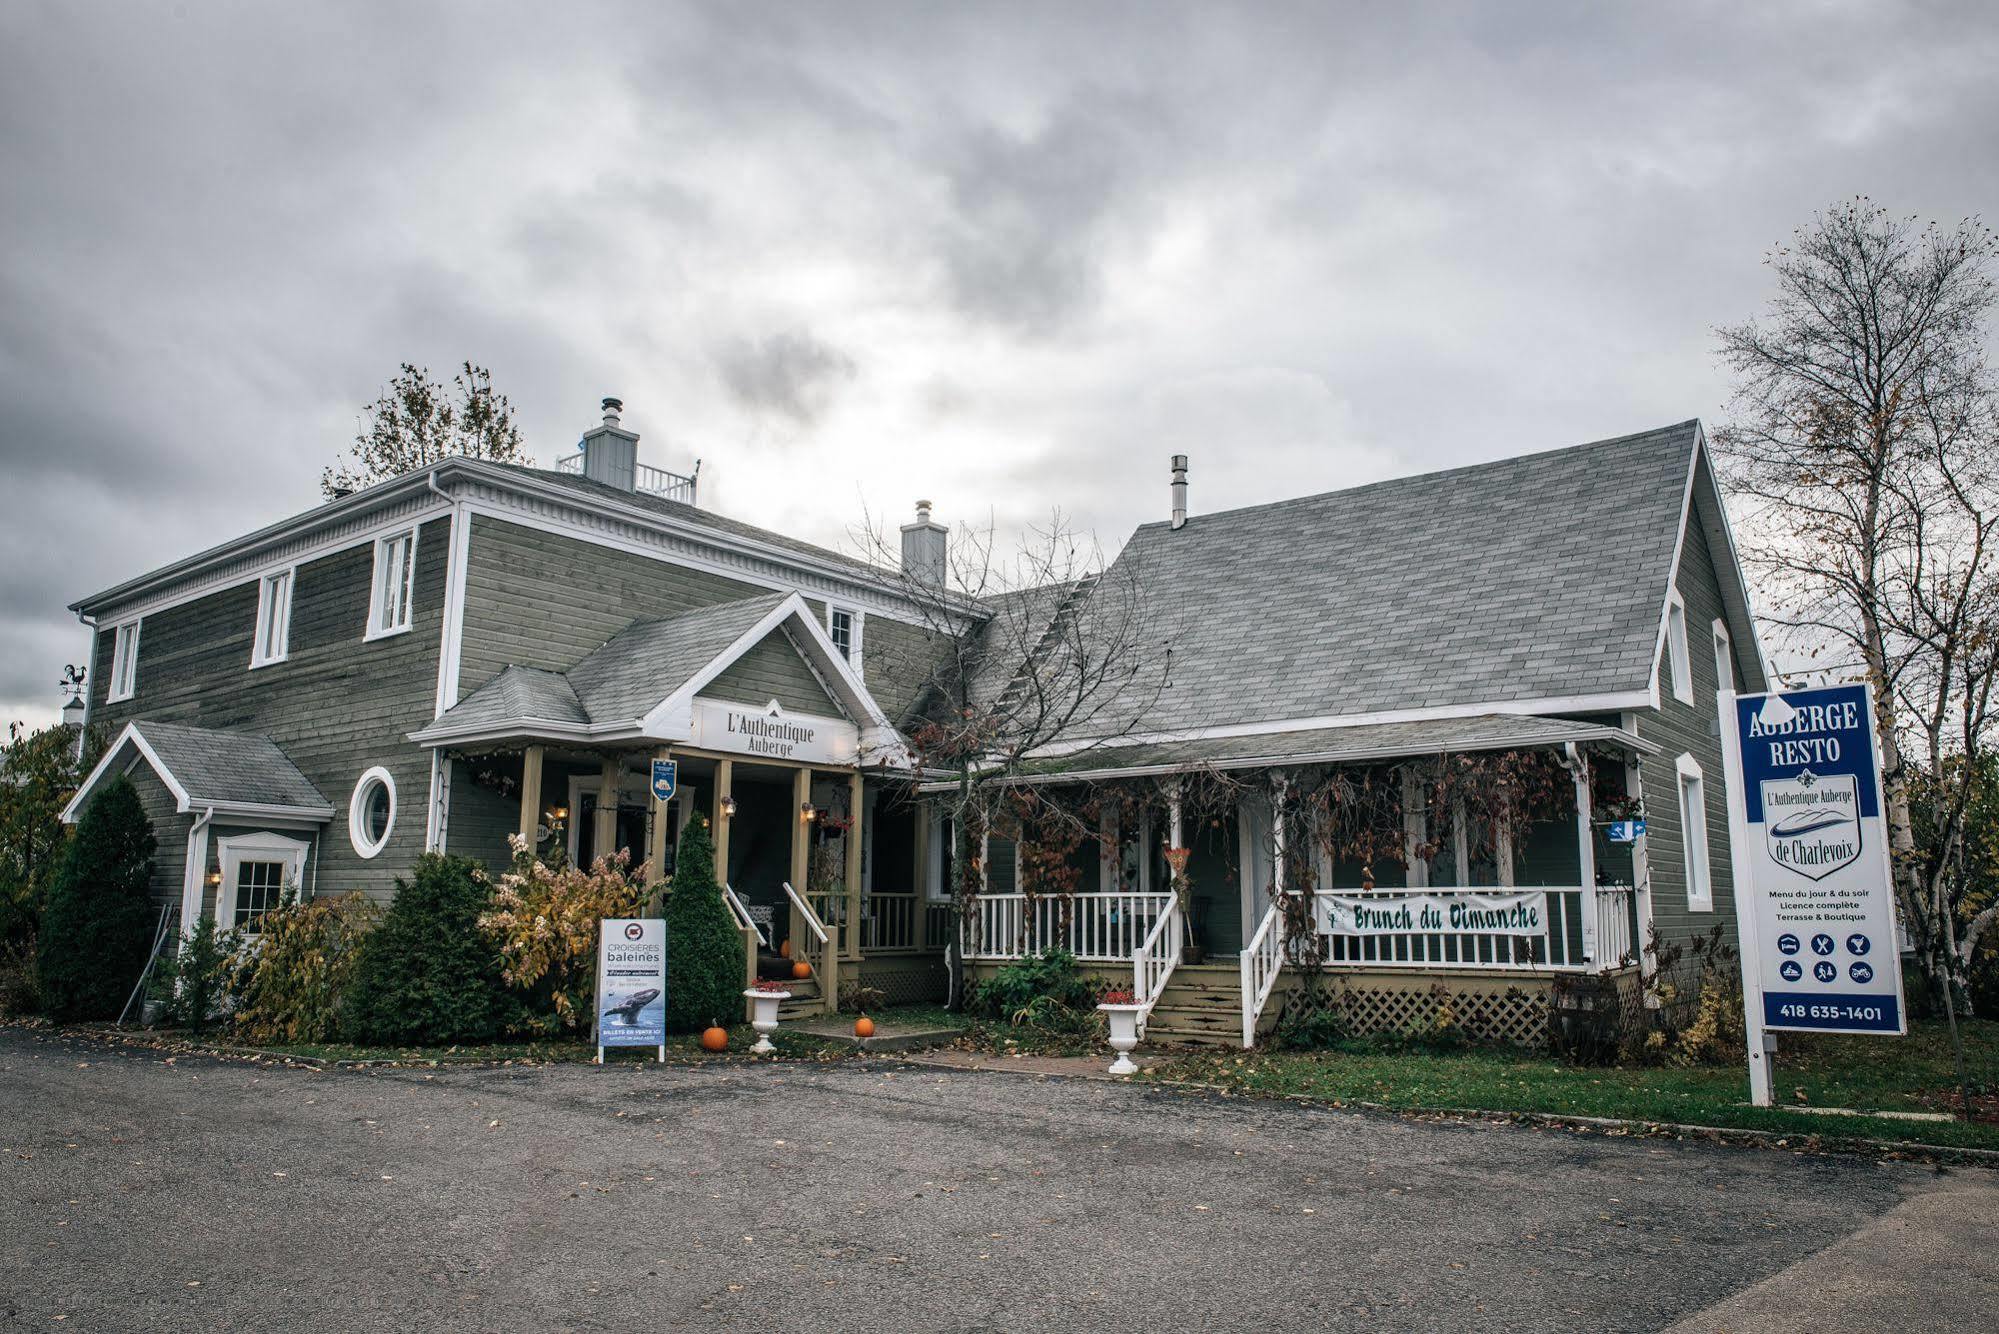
[1135, 419, 1700, 533]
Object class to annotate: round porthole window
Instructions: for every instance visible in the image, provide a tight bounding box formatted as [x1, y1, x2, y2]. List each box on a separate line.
[349, 766, 396, 859]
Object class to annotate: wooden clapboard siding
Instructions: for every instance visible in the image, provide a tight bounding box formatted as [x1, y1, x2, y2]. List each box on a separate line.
[456, 515, 774, 692]
[122, 762, 189, 910]
[88, 517, 451, 901]
[1635, 516, 1740, 950]
[444, 756, 523, 872]
[698, 628, 839, 714]
[858, 614, 956, 726]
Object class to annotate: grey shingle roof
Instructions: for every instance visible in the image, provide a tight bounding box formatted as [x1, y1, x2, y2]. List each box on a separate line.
[132, 720, 333, 814]
[566, 594, 788, 723]
[431, 593, 788, 735]
[1008, 714, 1654, 782]
[1087, 421, 1697, 734]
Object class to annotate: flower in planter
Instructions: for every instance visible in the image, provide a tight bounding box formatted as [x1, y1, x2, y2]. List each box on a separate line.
[1098, 985, 1137, 1006]
[751, 978, 792, 994]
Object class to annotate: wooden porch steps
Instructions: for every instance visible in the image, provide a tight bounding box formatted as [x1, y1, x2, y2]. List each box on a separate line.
[1145, 963, 1245, 1047]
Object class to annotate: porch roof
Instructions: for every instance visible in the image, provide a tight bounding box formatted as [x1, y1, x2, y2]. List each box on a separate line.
[977, 713, 1655, 786]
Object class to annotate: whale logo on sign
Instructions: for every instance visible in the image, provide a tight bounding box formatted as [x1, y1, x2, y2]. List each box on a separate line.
[1761, 769, 1860, 881]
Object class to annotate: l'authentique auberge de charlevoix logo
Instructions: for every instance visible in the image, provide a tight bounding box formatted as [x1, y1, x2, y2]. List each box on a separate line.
[1761, 768, 1862, 881]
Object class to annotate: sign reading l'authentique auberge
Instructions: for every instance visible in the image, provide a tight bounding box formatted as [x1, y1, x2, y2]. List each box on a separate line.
[689, 698, 857, 766]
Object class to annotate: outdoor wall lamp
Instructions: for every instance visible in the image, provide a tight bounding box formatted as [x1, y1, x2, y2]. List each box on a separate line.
[802, 802, 817, 822]
[550, 805, 569, 822]
[722, 795, 737, 818]
[205, 870, 222, 887]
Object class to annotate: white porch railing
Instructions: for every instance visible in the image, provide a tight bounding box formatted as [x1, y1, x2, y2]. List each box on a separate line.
[1132, 899, 1183, 1037]
[1240, 902, 1285, 1048]
[782, 881, 837, 1015]
[961, 892, 1174, 963]
[1238, 884, 1639, 1048]
[720, 883, 763, 1022]
[722, 883, 767, 948]
[859, 891, 920, 952]
[553, 452, 699, 504]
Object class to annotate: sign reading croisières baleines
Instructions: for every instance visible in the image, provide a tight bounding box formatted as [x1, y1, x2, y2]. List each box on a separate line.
[1314, 890, 1546, 937]
[595, 917, 666, 1064]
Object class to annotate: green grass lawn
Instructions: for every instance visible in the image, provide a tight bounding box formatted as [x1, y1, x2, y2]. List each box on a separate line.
[1143, 1019, 1999, 1152]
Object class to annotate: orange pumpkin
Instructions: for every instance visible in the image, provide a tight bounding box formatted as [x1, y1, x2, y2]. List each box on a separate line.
[853, 1016, 875, 1039]
[778, 939, 792, 959]
[791, 960, 812, 980]
[700, 1025, 729, 1052]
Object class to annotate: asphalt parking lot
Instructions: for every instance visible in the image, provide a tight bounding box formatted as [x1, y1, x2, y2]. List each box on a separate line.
[3, 1026, 1993, 1332]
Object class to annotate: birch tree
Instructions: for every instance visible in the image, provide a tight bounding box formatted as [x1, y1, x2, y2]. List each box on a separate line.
[1715, 198, 1999, 1012]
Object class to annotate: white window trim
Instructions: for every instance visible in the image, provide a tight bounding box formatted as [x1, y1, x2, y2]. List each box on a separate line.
[1676, 753, 1712, 912]
[216, 831, 310, 930]
[364, 528, 419, 642]
[251, 567, 295, 668]
[1711, 617, 1734, 695]
[826, 604, 864, 677]
[349, 766, 398, 859]
[1665, 589, 1693, 705]
[107, 619, 142, 703]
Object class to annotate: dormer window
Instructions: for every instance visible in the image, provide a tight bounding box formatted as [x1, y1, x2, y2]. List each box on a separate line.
[828, 605, 862, 674]
[366, 528, 417, 640]
[252, 569, 294, 667]
[1665, 590, 1693, 705]
[107, 620, 141, 702]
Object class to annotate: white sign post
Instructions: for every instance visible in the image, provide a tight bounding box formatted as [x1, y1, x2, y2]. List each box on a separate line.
[1718, 682, 1905, 1107]
[595, 917, 667, 1064]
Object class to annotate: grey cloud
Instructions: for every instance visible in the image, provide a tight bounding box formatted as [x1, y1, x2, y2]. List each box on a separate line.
[716, 331, 858, 426]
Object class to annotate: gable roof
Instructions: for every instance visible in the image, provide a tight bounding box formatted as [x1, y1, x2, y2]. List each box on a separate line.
[1077, 421, 1707, 738]
[64, 720, 334, 823]
[413, 592, 902, 757]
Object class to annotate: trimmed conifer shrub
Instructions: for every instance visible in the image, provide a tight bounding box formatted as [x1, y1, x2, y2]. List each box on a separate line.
[663, 817, 743, 1033]
[341, 854, 505, 1045]
[37, 775, 157, 1020]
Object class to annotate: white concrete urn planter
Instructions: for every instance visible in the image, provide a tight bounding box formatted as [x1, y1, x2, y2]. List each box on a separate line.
[744, 988, 791, 1054]
[1098, 1000, 1145, 1075]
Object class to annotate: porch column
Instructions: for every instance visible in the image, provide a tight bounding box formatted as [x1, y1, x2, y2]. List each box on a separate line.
[790, 766, 812, 892]
[913, 799, 932, 949]
[843, 771, 864, 961]
[1271, 772, 1290, 897]
[711, 758, 733, 885]
[646, 746, 672, 888]
[1167, 781, 1184, 849]
[1571, 750, 1598, 965]
[593, 754, 620, 866]
[518, 745, 545, 847]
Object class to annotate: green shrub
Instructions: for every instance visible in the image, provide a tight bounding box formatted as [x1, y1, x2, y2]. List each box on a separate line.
[481, 836, 643, 1035]
[1273, 986, 1351, 1050]
[37, 776, 157, 1020]
[153, 913, 233, 1032]
[972, 948, 1096, 1020]
[662, 817, 743, 1033]
[342, 855, 505, 1045]
[230, 893, 377, 1044]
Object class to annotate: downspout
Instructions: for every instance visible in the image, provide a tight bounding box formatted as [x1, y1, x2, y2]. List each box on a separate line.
[74, 612, 98, 764]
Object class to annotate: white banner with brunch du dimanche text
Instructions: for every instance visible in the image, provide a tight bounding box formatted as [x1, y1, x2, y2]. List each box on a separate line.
[1314, 890, 1546, 937]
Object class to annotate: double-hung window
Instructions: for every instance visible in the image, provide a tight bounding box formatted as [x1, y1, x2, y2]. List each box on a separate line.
[252, 569, 294, 667]
[1664, 590, 1693, 705]
[367, 529, 417, 639]
[827, 605, 863, 676]
[107, 620, 141, 702]
[1676, 753, 1712, 911]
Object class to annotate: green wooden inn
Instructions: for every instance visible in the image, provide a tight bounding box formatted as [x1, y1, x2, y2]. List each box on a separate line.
[63, 401, 1765, 1045]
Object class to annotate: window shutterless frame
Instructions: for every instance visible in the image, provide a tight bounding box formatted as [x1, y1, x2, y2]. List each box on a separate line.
[827, 604, 863, 675]
[1676, 752, 1712, 911]
[251, 568, 295, 668]
[365, 528, 418, 640]
[107, 619, 142, 702]
[215, 831, 310, 932]
[349, 766, 397, 859]
[1711, 617, 1734, 694]
[1665, 590, 1693, 705]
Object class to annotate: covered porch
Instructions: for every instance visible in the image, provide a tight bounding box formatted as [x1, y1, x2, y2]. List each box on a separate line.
[941, 713, 1657, 1048]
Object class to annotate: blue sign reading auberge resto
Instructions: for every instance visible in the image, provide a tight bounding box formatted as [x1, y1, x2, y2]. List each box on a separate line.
[1726, 683, 1905, 1035]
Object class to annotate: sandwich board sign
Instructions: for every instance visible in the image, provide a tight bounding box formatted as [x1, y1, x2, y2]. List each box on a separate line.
[595, 917, 667, 1063]
[1718, 682, 1905, 1105]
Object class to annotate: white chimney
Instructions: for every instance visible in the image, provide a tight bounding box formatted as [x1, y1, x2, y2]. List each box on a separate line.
[579, 396, 639, 491]
[901, 500, 948, 587]
[1170, 455, 1189, 529]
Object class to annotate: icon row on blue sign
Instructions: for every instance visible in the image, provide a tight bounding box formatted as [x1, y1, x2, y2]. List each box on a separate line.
[1776, 932, 1871, 958]
[1779, 959, 1874, 985]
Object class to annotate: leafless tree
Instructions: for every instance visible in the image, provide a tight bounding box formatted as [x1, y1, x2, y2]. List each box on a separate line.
[854, 508, 1173, 1000]
[1715, 198, 1999, 1016]
[322, 361, 530, 498]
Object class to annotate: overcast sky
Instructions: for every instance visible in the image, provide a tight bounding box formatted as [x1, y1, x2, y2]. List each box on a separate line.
[4, 2, 1996, 727]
